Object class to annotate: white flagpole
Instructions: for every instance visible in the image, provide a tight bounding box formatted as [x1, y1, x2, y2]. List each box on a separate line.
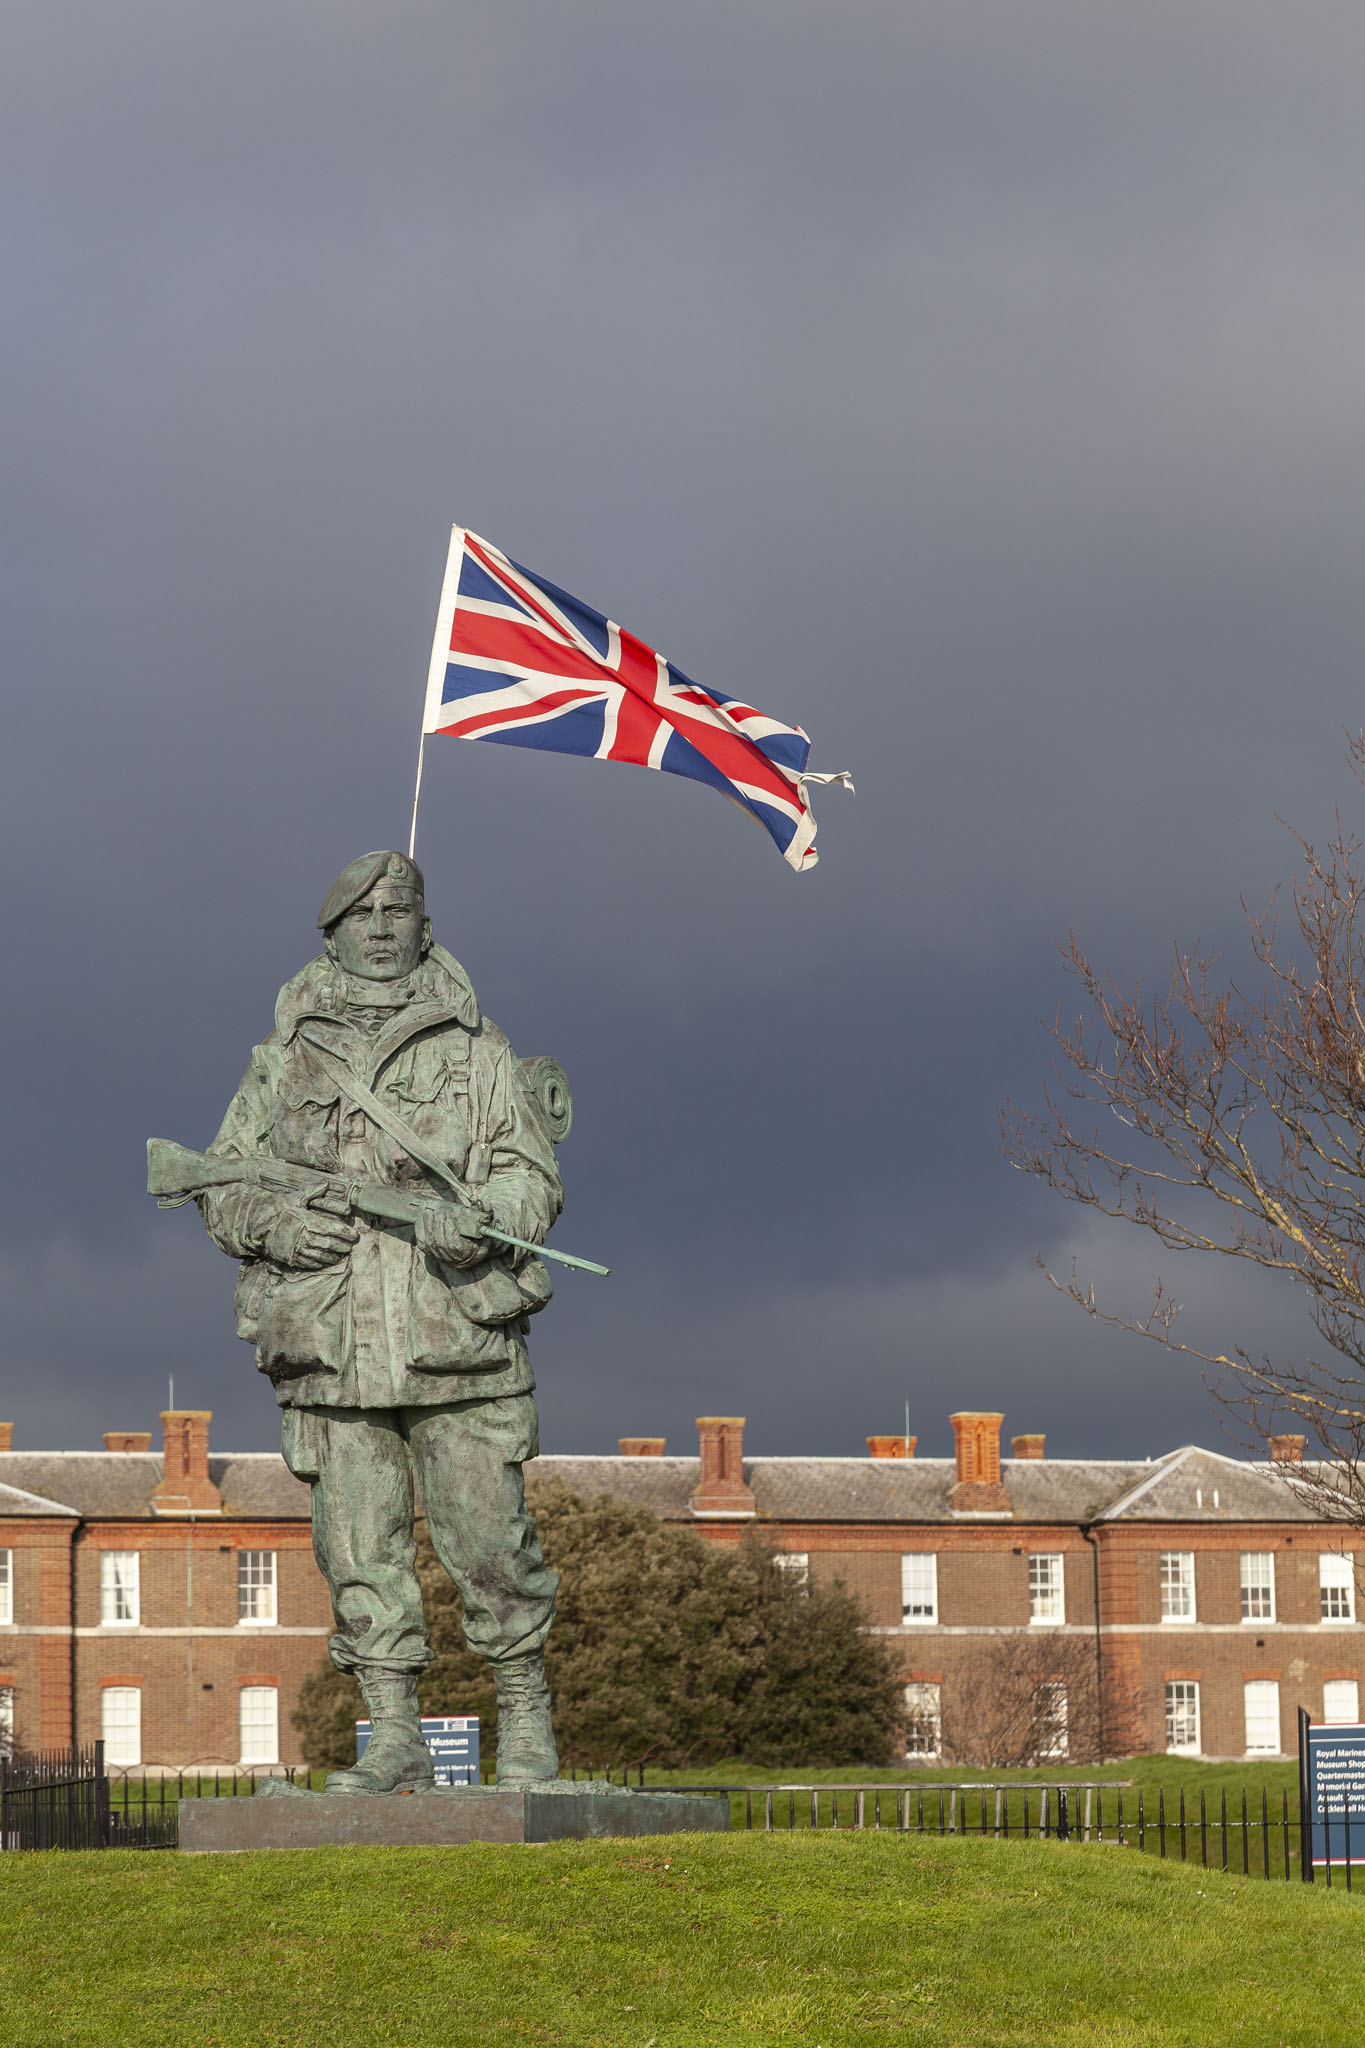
[409, 524, 466, 862]
[407, 728, 427, 860]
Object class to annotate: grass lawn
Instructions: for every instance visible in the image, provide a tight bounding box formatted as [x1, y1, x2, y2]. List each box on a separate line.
[0, 1830, 1356, 2048]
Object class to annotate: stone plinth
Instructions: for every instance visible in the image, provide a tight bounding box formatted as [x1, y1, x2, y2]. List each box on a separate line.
[178, 1784, 729, 1852]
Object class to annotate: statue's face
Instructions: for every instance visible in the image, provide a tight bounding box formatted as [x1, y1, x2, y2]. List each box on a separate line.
[325, 880, 430, 981]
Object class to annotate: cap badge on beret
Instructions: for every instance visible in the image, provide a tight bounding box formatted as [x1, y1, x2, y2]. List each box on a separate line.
[317, 850, 427, 929]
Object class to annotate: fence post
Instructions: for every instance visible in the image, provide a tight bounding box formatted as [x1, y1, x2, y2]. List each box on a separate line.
[1298, 1707, 1314, 1883]
[1241, 1788, 1248, 1876]
[94, 1740, 109, 1850]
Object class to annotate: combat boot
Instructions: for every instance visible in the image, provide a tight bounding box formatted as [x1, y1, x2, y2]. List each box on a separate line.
[493, 1650, 559, 1785]
[325, 1669, 436, 1795]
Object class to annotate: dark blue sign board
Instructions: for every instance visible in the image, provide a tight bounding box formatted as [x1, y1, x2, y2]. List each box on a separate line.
[1299, 1709, 1365, 1876]
[356, 1714, 479, 1786]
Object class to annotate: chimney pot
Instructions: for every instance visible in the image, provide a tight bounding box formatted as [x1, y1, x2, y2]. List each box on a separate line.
[689, 1417, 756, 1519]
[1011, 1433, 1046, 1461]
[152, 1409, 222, 1514]
[866, 1435, 916, 1458]
[104, 1431, 153, 1454]
[618, 1437, 666, 1457]
[1269, 1434, 1306, 1464]
[0, 1424, 12, 1452]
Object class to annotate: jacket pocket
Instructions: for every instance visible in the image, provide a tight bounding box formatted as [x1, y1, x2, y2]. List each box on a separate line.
[406, 1252, 525, 1373]
[234, 1260, 271, 1343]
[257, 1262, 351, 1382]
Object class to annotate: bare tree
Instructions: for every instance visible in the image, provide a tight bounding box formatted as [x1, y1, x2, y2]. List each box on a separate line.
[1003, 735, 1365, 1519]
[942, 1632, 1139, 1768]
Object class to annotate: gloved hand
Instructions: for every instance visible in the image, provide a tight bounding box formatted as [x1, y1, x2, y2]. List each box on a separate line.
[257, 1197, 359, 1271]
[414, 1201, 490, 1269]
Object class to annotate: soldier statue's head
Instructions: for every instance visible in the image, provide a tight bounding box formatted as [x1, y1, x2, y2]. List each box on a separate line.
[318, 851, 432, 983]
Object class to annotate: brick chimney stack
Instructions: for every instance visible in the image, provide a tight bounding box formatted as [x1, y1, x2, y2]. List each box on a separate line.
[949, 1411, 1011, 1514]
[619, 1437, 666, 1456]
[104, 1431, 153, 1453]
[0, 1424, 12, 1452]
[1269, 1434, 1306, 1464]
[867, 1435, 916, 1458]
[152, 1410, 222, 1514]
[689, 1417, 756, 1519]
[1011, 1434, 1046, 1460]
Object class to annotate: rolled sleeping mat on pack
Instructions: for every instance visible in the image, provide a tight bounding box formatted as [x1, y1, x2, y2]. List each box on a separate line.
[519, 1056, 574, 1144]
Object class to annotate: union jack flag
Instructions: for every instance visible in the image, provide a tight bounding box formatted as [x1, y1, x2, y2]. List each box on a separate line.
[421, 527, 852, 871]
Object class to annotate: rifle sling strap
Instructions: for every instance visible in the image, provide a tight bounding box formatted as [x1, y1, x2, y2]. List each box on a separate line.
[297, 1030, 475, 1206]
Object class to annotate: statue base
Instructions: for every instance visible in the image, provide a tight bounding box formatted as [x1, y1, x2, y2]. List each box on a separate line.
[177, 1783, 729, 1852]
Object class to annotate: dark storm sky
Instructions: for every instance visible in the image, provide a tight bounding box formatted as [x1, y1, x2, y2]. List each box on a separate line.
[4, 2, 1364, 1459]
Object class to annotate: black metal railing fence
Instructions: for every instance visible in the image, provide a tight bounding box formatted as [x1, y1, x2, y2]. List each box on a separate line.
[4, 1751, 1361, 1888]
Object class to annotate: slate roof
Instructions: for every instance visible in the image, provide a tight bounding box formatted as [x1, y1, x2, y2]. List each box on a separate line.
[526, 1449, 1317, 1525]
[0, 1452, 311, 1521]
[0, 1443, 1321, 1525]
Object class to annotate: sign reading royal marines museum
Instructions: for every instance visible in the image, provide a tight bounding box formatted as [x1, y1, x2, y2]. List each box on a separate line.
[1299, 1707, 1365, 1877]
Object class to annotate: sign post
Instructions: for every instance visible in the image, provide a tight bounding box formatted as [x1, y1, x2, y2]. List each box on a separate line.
[356, 1714, 479, 1786]
[1298, 1704, 1365, 1882]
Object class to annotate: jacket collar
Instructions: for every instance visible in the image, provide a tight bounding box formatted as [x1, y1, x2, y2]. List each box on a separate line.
[274, 943, 480, 1058]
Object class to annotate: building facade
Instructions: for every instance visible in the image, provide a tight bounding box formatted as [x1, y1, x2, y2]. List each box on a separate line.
[0, 1407, 1358, 1769]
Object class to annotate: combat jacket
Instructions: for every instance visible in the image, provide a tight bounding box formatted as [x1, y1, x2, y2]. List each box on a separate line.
[199, 945, 563, 1410]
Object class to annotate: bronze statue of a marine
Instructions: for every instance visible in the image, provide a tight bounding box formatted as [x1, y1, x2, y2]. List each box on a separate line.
[172, 851, 568, 1791]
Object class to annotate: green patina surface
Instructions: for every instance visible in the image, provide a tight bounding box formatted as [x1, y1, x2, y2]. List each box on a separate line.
[156, 852, 568, 1787]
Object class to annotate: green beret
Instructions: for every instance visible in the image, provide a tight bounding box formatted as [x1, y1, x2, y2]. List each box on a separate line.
[317, 851, 426, 930]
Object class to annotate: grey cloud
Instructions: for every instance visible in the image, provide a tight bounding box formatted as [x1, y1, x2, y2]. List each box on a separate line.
[2, 2, 1362, 1453]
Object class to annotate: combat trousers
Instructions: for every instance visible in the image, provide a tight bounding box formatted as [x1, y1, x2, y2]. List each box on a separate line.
[281, 1396, 558, 1674]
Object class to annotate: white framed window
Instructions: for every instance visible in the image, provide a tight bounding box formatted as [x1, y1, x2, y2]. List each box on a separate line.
[1244, 1679, 1281, 1754]
[1034, 1682, 1069, 1760]
[238, 1551, 277, 1625]
[0, 1549, 11, 1626]
[901, 1554, 938, 1625]
[1240, 1553, 1276, 1623]
[101, 1686, 141, 1768]
[100, 1551, 139, 1627]
[239, 1685, 279, 1766]
[1324, 1679, 1360, 1724]
[1320, 1552, 1356, 1624]
[773, 1552, 809, 1585]
[1165, 1680, 1201, 1754]
[1028, 1553, 1065, 1625]
[0, 1685, 12, 1761]
[904, 1682, 941, 1758]
[1160, 1551, 1196, 1623]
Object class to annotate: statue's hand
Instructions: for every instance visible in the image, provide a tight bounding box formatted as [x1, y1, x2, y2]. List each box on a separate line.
[260, 1200, 359, 1270]
[414, 1202, 490, 1269]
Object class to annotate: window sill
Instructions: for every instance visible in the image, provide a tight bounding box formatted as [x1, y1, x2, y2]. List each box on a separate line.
[237, 1620, 279, 1629]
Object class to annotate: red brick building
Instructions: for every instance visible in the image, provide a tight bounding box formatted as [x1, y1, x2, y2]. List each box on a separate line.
[0, 1407, 1358, 1768]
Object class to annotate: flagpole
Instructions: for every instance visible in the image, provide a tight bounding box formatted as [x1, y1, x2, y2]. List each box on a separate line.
[407, 728, 427, 860]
